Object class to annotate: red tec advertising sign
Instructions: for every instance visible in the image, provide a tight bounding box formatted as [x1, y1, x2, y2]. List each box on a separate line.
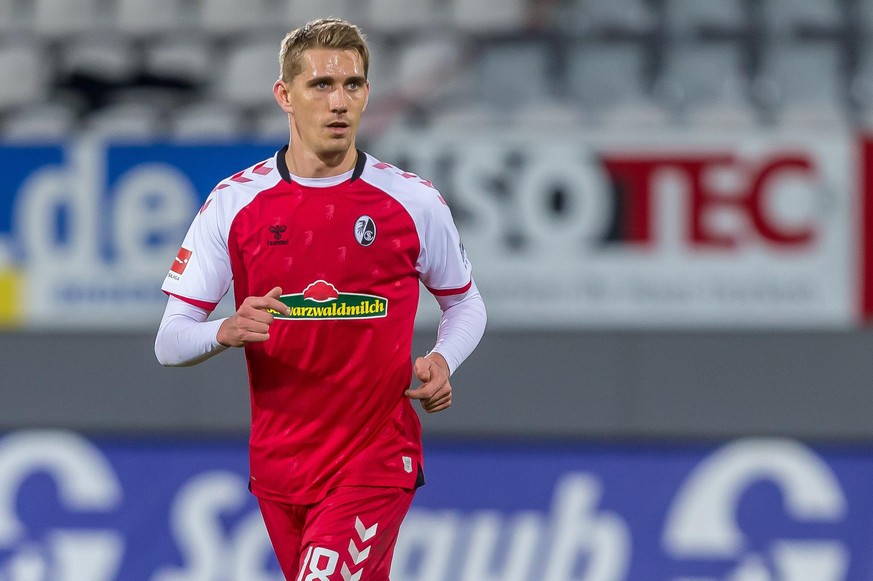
[601, 153, 816, 249]
[382, 129, 862, 328]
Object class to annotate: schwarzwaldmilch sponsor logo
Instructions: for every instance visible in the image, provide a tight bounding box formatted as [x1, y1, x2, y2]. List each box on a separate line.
[268, 224, 288, 246]
[271, 280, 388, 320]
[272, 280, 388, 320]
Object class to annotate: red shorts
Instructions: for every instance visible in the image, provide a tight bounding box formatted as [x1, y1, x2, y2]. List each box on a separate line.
[257, 486, 415, 581]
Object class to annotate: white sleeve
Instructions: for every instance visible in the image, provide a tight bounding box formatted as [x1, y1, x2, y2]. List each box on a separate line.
[161, 191, 233, 310]
[430, 279, 486, 375]
[416, 192, 473, 295]
[155, 295, 229, 367]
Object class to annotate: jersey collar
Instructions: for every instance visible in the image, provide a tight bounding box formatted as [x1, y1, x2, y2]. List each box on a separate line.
[276, 145, 367, 184]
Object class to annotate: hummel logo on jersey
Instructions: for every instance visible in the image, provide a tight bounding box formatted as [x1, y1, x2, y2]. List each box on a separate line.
[354, 215, 376, 247]
[267, 224, 288, 246]
[270, 280, 388, 320]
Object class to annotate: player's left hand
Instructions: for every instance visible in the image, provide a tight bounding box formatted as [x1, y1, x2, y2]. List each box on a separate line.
[405, 353, 452, 413]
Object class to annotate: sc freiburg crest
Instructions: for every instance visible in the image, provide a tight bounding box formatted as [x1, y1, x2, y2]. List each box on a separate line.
[354, 215, 376, 247]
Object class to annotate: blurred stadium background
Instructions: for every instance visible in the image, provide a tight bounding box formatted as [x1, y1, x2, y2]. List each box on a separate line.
[3, 0, 873, 579]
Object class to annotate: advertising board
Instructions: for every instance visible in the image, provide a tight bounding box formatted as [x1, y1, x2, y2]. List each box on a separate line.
[0, 130, 867, 329]
[2, 431, 872, 580]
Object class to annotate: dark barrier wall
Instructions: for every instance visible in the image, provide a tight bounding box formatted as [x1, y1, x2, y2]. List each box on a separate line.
[4, 330, 873, 440]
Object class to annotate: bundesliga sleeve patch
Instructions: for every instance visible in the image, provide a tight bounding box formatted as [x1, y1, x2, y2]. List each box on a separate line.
[168, 247, 193, 279]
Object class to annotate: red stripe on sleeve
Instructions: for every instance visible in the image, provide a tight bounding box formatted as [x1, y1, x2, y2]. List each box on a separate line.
[426, 279, 472, 297]
[163, 290, 219, 312]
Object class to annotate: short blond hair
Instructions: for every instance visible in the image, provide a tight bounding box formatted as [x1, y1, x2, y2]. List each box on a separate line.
[279, 18, 370, 83]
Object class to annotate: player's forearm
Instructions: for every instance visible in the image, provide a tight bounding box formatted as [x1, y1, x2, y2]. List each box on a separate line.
[155, 297, 229, 367]
[430, 281, 486, 375]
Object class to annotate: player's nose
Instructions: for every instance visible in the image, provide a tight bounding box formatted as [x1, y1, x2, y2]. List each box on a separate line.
[329, 88, 348, 112]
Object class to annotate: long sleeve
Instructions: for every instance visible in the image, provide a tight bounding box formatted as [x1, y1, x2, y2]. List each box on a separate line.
[430, 279, 486, 375]
[155, 295, 229, 367]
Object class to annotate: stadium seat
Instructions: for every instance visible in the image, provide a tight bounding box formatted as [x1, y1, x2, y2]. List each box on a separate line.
[509, 99, 589, 130]
[357, 106, 408, 141]
[449, 0, 530, 34]
[850, 38, 873, 122]
[598, 101, 670, 129]
[760, 0, 845, 37]
[858, 0, 873, 34]
[429, 103, 502, 130]
[569, 40, 670, 128]
[566, 41, 659, 122]
[754, 40, 847, 125]
[663, 0, 749, 38]
[217, 38, 282, 109]
[254, 104, 288, 141]
[2, 101, 79, 142]
[59, 36, 139, 83]
[392, 37, 466, 104]
[84, 102, 165, 141]
[199, 0, 268, 36]
[656, 41, 757, 126]
[144, 36, 214, 86]
[365, 0, 438, 35]
[0, 42, 48, 112]
[33, 0, 107, 38]
[0, 0, 16, 35]
[284, 0, 358, 28]
[562, 0, 657, 37]
[475, 41, 554, 109]
[116, 0, 190, 38]
[354, 38, 438, 139]
[171, 101, 248, 142]
[358, 36, 397, 108]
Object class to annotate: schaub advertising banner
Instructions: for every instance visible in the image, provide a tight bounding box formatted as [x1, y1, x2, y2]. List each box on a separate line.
[0, 130, 870, 329]
[1, 431, 873, 580]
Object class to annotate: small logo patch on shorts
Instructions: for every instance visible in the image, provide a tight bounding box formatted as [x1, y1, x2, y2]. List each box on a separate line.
[402, 456, 413, 473]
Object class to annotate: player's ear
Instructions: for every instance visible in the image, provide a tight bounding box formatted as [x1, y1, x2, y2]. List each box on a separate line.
[273, 79, 293, 113]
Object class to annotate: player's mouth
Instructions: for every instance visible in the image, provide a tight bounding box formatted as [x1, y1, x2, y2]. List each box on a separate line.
[325, 120, 350, 136]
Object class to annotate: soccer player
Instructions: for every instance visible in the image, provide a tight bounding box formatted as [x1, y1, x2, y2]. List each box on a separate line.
[154, 17, 486, 581]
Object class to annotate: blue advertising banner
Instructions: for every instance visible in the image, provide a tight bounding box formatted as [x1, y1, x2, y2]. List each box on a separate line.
[0, 140, 277, 328]
[1, 431, 872, 580]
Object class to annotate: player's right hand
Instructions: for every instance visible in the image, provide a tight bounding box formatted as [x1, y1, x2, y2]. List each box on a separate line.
[217, 286, 290, 347]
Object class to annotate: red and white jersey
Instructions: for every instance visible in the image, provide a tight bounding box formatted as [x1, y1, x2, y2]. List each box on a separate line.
[162, 147, 472, 504]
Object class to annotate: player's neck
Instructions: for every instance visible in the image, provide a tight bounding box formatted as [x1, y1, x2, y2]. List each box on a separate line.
[285, 143, 357, 179]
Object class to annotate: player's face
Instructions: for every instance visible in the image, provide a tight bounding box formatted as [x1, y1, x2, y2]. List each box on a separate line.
[279, 48, 369, 161]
